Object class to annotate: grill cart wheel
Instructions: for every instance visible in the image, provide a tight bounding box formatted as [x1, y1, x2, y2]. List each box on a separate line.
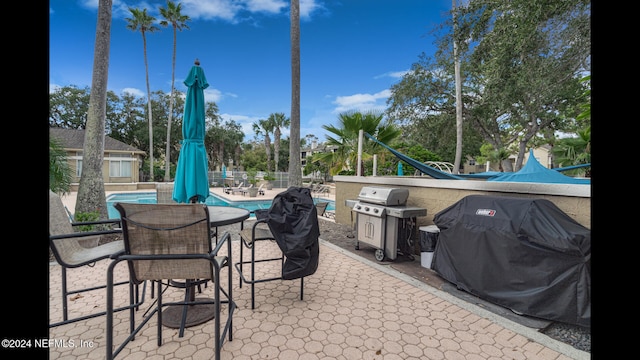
[375, 249, 385, 261]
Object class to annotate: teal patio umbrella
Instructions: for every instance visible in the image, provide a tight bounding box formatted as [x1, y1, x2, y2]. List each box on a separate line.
[173, 60, 210, 203]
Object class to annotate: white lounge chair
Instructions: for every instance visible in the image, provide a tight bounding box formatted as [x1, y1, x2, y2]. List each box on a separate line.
[239, 183, 253, 196]
[230, 183, 245, 195]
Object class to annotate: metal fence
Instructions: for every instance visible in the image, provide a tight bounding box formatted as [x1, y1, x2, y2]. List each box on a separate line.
[208, 171, 289, 189]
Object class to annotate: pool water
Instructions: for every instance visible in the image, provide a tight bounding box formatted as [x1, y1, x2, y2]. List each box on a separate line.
[106, 192, 335, 219]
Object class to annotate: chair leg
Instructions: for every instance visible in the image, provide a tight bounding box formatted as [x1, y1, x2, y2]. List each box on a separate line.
[300, 277, 304, 300]
[213, 265, 222, 360]
[179, 284, 191, 337]
[106, 261, 153, 359]
[251, 244, 256, 309]
[237, 227, 304, 311]
[61, 267, 69, 322]
[227, 230, 234, 341]
[134, 281, 145, 311]
[238, 222, 245, 290]
[157, 281, 163, 346]
[52, 265, 137, 328]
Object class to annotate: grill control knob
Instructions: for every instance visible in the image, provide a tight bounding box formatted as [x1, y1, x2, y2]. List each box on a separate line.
[373, 208, 379, 214]
[355, 205, 361, 210]
[364, 206, 370, 211]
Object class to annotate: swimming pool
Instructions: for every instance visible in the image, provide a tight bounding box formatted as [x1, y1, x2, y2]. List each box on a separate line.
[106, 192, 335, 219]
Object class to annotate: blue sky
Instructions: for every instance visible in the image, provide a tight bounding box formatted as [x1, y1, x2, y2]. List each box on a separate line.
[49, 0, 453, 143]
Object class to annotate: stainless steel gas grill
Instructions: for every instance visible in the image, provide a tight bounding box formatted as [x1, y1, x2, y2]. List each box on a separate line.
[348, 186, 427, 261]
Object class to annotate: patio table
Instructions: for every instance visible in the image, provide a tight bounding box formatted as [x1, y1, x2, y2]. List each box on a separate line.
[161, 206, 250, 330]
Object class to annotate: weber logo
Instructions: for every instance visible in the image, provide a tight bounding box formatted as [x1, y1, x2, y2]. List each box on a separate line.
[476, 209, 496, 216]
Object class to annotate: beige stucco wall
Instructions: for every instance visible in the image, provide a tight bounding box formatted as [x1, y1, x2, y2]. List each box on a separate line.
[66, 152, 142, 184]
[527, 147, 551, 168]
[333, 175, 591, 229]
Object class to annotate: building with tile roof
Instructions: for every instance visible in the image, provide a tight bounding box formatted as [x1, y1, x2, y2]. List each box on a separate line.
[50, 128, 146, 184]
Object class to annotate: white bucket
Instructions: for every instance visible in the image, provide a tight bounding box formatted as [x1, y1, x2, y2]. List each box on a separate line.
[421, 252, 434, 268]
[419, 225, 440, 269]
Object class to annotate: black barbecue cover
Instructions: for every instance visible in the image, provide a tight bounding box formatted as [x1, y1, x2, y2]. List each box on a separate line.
[265, 187, 320, 280]
[432, 195, 591, 327]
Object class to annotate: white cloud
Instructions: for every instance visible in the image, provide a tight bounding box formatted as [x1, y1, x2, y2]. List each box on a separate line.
[70, 0, 323, 24]
[300, 0, 323, 18]
[204, 88, 222, 103]
[220, 113, 261, 140]
[60, 0, 324, 36]
[79, 0, 98, 10]
[374, 70, 409, 80]
[244, 0, 287, 13]
[332, 89, 391, 113]
[121, 87, 145, 98]
[178, 0, 320, 22]
[181, 0, 244, 21]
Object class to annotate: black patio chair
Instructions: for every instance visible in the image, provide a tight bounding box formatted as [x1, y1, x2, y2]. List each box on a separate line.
[48, 190, 144, 327]
[316, 201, 335, 220]
[235, 187, 320, 309]
[315, 201, 328, 216]
[107, 202, 235, 360]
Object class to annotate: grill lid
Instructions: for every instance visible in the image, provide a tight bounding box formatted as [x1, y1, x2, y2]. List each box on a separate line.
[357, 186, 409, 206]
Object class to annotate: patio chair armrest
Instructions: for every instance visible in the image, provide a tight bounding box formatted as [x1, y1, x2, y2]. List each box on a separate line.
[211, 231, 231, 257]
[251, 218, 274, 238]
[251, 216, 270, 233]
[71, 218, 121, 227]
[116, 253, 214, 261]
[253, 218, 268, 228]
[109, 249, 126, 259]
[50, 228, 122, 241]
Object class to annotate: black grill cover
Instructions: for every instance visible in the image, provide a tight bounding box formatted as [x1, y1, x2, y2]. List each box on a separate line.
[432, 195, 591, 327]
[266, 187, 320, 280]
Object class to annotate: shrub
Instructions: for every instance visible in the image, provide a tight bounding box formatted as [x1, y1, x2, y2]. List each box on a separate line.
[74, 211, 100, 232]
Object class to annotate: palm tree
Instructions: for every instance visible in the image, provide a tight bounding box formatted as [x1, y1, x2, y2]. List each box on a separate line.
[76, 0, 112, 219]
[126, 7, 159, 181]
[489, 148, 511, 172]
[551, 125, 591, 177]
[50, 137, 73, 195]
[288, 0, 302, 186]
[159, 0, 190, 182]
[253, 118, 274, 171]
[268, 112, 290, 172]
[317, 110, 401, 176]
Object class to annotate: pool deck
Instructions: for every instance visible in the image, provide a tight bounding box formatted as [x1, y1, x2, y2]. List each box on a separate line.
[209, 186, 335, 203]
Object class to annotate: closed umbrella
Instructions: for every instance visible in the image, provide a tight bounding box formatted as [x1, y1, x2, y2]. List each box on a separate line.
[397, 161, 404, 176]
[173, 60, 210, 203]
